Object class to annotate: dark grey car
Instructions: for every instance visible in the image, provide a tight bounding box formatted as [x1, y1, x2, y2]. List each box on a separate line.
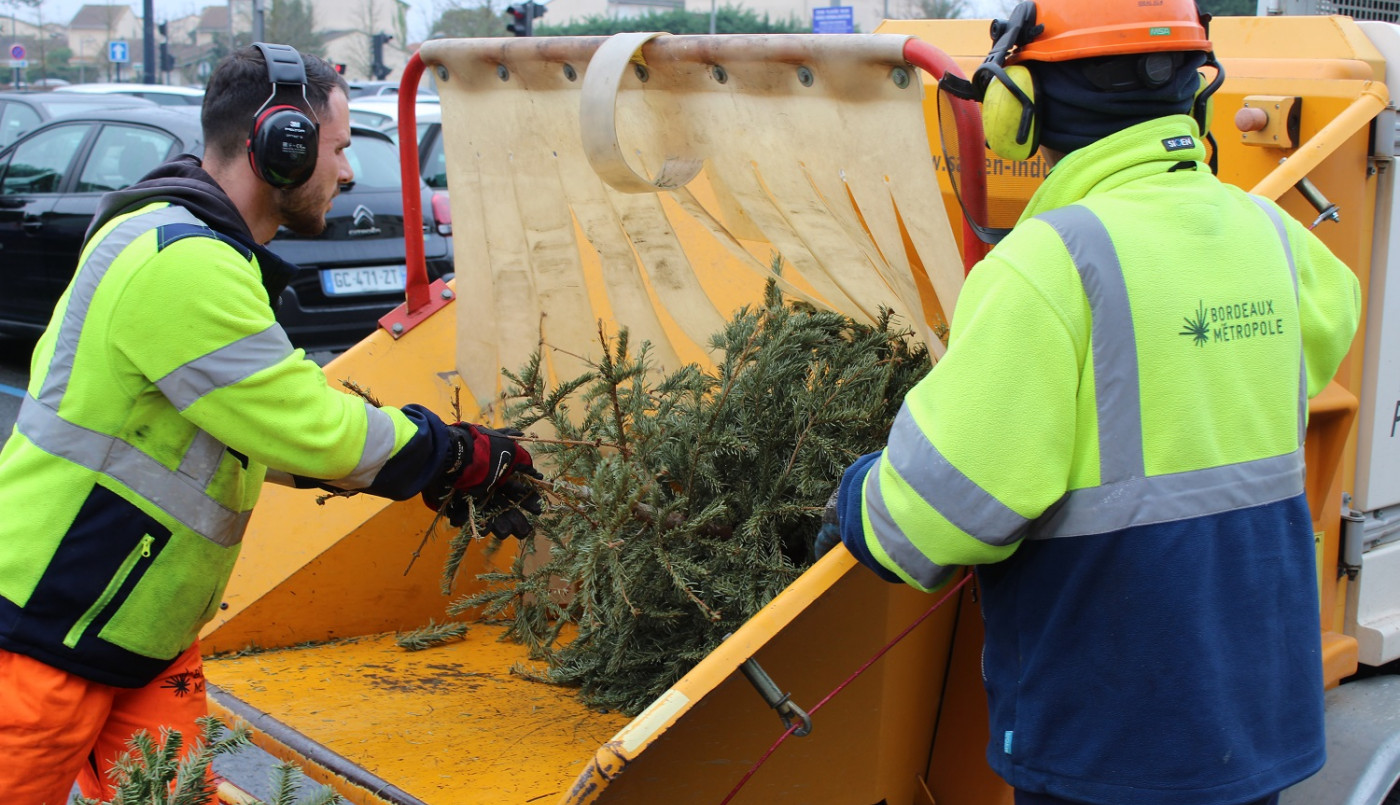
[0, 91, 159, 148]
[0, 106, 452, 351]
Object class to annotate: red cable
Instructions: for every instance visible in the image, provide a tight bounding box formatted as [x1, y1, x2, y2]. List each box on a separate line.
[717, 571, 973, 805]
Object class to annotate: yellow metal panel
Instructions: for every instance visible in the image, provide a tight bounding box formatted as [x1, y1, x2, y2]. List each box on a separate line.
[560, 551, 961, 805]
[207, 631, 629, 804]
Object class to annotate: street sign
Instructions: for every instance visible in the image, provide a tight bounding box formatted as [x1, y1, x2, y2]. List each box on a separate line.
[812, 6, 854, 34]
[6, 60, 26, 69]
[8, 44, 24, 61]
[109, 40, 130, 63]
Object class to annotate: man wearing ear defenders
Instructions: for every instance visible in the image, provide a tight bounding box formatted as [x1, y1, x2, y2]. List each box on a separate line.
[0, 45, 539, 803]
[824, 2, 1361, 804]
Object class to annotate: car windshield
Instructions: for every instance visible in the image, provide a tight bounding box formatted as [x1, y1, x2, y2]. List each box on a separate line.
[346, 134, 400, 190]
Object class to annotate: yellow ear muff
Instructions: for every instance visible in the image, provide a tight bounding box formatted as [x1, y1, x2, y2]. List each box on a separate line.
[983, 64, 1039, 161]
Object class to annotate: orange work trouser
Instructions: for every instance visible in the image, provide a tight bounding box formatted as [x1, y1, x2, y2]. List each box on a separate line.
[0, 641, 208, 805]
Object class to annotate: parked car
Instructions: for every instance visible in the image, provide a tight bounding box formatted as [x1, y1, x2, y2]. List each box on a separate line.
[346, 80, 438, 100]
[53, 83, 206, 106]
[0, 107, 453, 352]
[0, 91, 159, 148]
[417, 111, 448, 190]
[347, 98, 441, 144]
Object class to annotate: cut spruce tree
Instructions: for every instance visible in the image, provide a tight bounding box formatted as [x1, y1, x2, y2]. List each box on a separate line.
[410, 281, 936, 716]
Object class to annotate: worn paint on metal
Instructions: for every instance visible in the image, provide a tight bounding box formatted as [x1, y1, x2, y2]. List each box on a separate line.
[206, 630, 630, 804]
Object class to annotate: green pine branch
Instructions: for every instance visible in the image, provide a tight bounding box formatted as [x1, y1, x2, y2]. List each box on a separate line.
[421, 280, 930, 715]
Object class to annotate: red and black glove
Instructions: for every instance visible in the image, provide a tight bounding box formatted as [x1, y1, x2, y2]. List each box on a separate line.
[421, 424, 543, 538]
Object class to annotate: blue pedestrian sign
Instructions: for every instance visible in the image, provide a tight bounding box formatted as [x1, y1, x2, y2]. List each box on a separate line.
[812, 6, 854, 34]
[109, 40, 129, 63]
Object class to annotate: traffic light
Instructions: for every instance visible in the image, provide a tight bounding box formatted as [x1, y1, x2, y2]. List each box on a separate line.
[333, 63, 347, 75]
[159, 42, 175, 73]
[370, 32, 393, 80]
[506, 5, 528, 36]
[506, 1, 545, 36]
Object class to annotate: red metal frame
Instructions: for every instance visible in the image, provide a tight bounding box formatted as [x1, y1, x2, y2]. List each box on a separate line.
[902, 39, 990, 272]
[380, 51, 453, 339]
[388, 39, 990, 335]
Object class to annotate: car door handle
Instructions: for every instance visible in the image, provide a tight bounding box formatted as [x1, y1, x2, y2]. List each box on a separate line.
[20, 215, 41, 233]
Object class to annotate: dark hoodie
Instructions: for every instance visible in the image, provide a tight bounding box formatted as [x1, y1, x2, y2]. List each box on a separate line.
[84, 154, 298, 308]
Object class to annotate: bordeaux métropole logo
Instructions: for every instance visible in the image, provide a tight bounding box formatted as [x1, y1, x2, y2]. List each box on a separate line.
[1179, 298, 1285, 346]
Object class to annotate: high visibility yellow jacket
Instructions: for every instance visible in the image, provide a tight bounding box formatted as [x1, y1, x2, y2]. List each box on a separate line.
[838, 116, 1360, 803]
[0, 160, 451, 687]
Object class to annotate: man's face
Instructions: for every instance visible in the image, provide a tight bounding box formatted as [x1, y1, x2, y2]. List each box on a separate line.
[276, 87, 353, 236]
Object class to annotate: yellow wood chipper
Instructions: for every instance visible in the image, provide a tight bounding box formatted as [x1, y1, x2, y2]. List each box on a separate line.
[203, 13, 1400, 805]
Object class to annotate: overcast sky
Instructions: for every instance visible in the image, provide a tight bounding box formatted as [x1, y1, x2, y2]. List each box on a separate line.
[20, 0, 1006, 46]
[16, 0, 451, 43]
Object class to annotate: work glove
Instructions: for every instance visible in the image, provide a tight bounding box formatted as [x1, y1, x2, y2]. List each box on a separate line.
[438, 469, 545, 538]
[422, 424, 534, 503]
[813, 488, 841, 560]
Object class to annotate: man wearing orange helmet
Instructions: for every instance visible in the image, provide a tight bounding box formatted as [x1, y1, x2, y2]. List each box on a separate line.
[822, 1, 1362, 804]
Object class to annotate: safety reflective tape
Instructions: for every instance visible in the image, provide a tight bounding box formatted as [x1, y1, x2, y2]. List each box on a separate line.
[864, 463, 963, 590]
[882, 403, 1029, 546]
[16, 396, 249, 547]
[325, 402, 399, 490]
[1028, 448, 1305, 540]
[1246, 196, 1308, 447]
[177, 428, 227, 489]
[1037, 205, 1145, 484]
[37, 206, 200, 410]
[24, 204, 261, 548]
[155, 325, 296, 412]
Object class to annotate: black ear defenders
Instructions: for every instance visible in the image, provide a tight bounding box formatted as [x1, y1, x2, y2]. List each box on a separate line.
[247, 42, 319, 189]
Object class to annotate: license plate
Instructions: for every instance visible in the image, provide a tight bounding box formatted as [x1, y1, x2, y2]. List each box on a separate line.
[320, 265, 407, 296]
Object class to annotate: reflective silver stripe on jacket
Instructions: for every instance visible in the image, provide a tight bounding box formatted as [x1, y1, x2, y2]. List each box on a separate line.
[156, 325, 296, 412]
[864, 461, 963, 590]
[17, 204, 253, 548]
[864, 200, 1309, 580]
[1026, 202, 1307, 540]
[38, 206, 198, 409]
[325, 402, 399, 490]
[17, 396, 251, 546]
[1248, 196, 1309, 447]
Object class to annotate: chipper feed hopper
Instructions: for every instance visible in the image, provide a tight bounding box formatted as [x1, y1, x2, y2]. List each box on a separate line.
[202, 15, 1400, 805]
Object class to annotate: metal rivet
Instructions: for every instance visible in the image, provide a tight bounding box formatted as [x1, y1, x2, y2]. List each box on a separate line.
[435, 65, 449, 81]
[891, 67, 910, 89]
[392, 322, 405, 334]
[634, 64, 650, 83]
[563, 63, 577, 81]
[797, 66, 814, 87]
[441, 289, 454, 300]
[220, 602, 229, 610]
[712, 64, 728, 84]
[497, 64, 509, 81]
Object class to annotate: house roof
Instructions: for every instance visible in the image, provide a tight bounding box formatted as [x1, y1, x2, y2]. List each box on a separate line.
[197, 5, 229, 31]
[70, 4, 134, 29]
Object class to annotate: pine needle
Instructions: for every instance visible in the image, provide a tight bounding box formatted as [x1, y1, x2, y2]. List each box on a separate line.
[416, 280, 929, 715]
[396, 619, 470, 651]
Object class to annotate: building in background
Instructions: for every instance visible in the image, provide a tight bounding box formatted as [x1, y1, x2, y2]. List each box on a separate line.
[68, 4, 145, 81]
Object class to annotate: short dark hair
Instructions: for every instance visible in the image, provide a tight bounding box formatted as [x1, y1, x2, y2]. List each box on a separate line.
[202, 44, 348, 162]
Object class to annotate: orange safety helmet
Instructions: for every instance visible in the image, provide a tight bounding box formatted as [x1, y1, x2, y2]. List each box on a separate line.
[1008, 0, 1213, 64]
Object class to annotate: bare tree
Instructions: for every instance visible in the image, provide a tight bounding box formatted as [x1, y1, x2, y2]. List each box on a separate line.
[899, 0, 969, 19]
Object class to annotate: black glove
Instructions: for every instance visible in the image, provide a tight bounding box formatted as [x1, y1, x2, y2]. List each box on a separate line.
[813, 488, 841, 559]
[422, 424, 535, 511]
[438, 467, 545, 539]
